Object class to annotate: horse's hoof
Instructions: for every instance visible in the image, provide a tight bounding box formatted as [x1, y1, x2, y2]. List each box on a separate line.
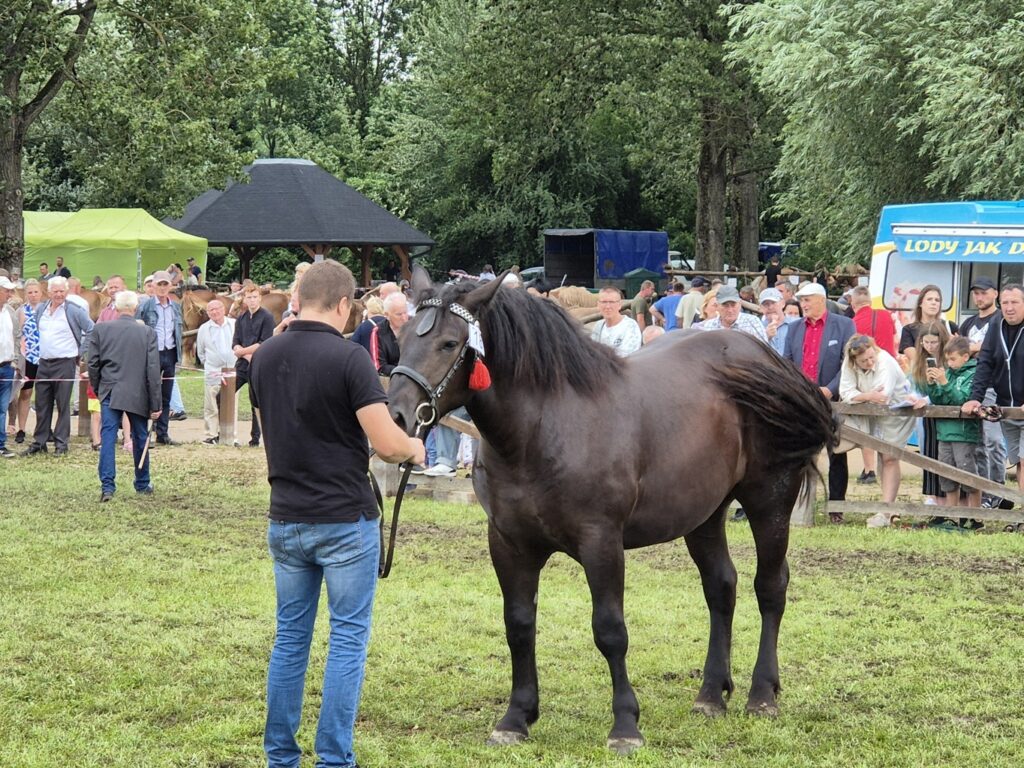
[607, 736, 645, 755]
[487, 729, 527, 746]
[691, 700, 727, 718]
[745, 700, 779, 718]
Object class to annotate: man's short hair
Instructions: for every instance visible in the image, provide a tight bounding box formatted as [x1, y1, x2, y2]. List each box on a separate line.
[243, 283, 262, 297]
[599, 286, 622, 299]
[945, 336, 971, 357]
[68, 277, 81, 289]
[114, 290, 139, 313]
[107, 274, 124, 284]
[850, 286, 871, 304]
[47, 276, 68, 291]
[298, 259, 355, 312]
[1001, 283, 1024, 297]
[640, 280, 655, 290]
[672, 282, 686, 292]
[383, 292, 407, 313]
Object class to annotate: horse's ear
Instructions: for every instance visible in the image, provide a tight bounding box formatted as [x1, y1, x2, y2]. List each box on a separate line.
[462, 270, 508, 315]
[409, 263, 434, 304]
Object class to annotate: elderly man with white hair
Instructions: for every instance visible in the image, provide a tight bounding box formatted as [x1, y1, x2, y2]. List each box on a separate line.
[369, 292, 409, 375]
[23, 275, 94, 457]
[195, 299, 237, 445]
[88, 290, 162, 500]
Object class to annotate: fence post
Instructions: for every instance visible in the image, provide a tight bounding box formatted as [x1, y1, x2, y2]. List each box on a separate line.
[219, 368, 236, 445]
[790, 466, 817, 527]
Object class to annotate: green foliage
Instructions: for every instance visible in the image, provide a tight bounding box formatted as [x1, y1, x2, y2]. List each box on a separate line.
[729, 0, 1024, 265]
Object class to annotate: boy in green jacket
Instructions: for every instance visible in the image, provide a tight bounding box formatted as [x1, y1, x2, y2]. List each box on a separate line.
[926, 337, 982, 522]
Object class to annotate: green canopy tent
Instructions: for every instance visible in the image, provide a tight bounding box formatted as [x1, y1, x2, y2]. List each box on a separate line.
[24, 209, 208, 289]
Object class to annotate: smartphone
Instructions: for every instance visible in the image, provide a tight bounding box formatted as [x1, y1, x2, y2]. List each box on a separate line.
[926, 357, 938, 368]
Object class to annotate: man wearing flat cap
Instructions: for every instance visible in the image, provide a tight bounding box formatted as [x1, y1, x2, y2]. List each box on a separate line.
[695, 285, 768, 341]
[136, 270, 182, 445]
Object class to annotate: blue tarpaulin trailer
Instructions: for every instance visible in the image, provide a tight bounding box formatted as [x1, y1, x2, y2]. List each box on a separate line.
[543, 229, 669, 288]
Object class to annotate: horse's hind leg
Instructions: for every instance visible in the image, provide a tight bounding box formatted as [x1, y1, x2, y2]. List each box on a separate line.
[735, 477, 799, 717]
[683, 502, 737, 717]
[486, 527, 551, 745]
[579, 537, 643, 754]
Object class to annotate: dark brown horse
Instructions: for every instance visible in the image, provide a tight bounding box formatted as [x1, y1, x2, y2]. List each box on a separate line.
[387, 267, 838, 754]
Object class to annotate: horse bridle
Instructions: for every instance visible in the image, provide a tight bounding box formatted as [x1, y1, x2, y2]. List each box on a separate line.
[373, 297, 481, 578]
[389, 297, 480, 429]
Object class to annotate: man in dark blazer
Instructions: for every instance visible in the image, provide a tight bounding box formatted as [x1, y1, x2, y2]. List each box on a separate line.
[89, 290, 162, 502]
[784, 282, 856, 516]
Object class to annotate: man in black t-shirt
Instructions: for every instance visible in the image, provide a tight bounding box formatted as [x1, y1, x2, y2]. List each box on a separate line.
[959, 276, 1006, 507]
[232, 286, 275, 446]
[250, 259, 424, 768]
[964, 284, 1024, 502]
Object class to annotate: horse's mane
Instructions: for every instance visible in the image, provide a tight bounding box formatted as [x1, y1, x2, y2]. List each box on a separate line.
[436, 282, 624, 395]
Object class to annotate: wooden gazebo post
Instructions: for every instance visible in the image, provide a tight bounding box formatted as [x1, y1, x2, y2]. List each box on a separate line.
[234, 245, 259, 281]
[392, 245, 411, 282]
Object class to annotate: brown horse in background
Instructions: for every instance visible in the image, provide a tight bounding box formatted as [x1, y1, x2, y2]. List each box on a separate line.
[387, 268, 837, 754]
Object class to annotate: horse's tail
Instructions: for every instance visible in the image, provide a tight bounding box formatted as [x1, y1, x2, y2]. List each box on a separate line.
[712, 350, 839, 471]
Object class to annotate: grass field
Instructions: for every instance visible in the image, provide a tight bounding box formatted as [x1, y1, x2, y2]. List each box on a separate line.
[2, 443, 1023, 767]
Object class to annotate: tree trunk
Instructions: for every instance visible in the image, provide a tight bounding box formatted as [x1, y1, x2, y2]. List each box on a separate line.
[0, 121, 25, 275]
[695, 105, 727, 273]
[735, 169, 759, 272]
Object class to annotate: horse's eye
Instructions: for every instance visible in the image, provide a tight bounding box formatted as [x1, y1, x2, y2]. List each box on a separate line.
[442, 340, 459, 351]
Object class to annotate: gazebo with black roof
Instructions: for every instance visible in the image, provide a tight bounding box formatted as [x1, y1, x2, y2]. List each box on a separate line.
[165, 158, 434, 285]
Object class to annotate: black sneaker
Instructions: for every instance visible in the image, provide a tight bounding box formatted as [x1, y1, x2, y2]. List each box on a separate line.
[156, 437, 179, 446]
[100, 491, 114, 503]
[22, 443, 47, 456]
[168, 411, 188, 421]
[54, 447, 69, 456]
[136, 485, 154, 495]
[0, 448, 15, 459]
[202, 437, 218, 445]
[857, 470, 877, 484]
[14, 430, 25, 444]
[248, 439, 260, 447]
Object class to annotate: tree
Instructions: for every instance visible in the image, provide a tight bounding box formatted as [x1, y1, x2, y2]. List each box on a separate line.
[1, 1, 97, 272]
[728, 0, 1024, 264]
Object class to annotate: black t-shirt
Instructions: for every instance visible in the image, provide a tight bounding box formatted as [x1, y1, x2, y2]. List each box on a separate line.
[232, 307, 275, 373]
[959, 311, 1001, 354]
[765, 264, 782, 288]
[898, 319, 960, 353]
[249, 320, 388, 523]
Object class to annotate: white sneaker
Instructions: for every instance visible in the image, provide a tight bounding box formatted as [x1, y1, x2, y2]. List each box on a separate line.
[866, 512, 891, 528]
[422, 464, 457, 477]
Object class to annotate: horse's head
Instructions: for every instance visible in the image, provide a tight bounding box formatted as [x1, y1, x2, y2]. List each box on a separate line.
[388, 264, 504, 436]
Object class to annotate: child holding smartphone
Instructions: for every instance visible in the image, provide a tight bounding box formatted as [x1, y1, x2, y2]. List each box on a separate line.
[926, 336, 982, 528]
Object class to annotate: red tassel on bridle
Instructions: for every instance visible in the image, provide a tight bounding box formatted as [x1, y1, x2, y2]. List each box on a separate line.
[468, 359, 491, 391]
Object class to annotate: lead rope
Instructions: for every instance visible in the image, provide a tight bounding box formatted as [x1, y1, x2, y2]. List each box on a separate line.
[372, 412, 433, 578]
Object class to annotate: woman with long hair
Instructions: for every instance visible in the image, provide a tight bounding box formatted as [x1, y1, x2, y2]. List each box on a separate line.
[839, 335, 920, 525]
[899, 284, 959, 363]
[908, 321, 952, 503]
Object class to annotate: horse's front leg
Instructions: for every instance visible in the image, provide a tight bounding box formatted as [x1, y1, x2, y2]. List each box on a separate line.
[683, 503, 737, 717]
[486, 525, 550, 745]
[579, 537, 643, 755]
[741, 494, 794, 717]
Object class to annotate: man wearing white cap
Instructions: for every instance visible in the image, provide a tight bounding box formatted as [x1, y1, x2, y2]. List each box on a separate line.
[759, 287, 797, 355]
[695, 285, 768, 341]
[784, 281, 856, 518]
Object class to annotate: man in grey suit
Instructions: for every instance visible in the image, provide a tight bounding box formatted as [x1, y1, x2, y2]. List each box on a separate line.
[88, 291, 162, 502]
[784, 282, 856, 519]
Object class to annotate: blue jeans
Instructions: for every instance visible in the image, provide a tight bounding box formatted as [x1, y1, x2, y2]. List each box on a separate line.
[99, 397, 152, 493]
[433, 406, 469, 468]
[265, 517, 380, 768]
[0, 362, 13, 450]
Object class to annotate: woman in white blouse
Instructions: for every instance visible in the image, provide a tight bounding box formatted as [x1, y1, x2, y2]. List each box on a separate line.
[839, 334, 923, 525]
